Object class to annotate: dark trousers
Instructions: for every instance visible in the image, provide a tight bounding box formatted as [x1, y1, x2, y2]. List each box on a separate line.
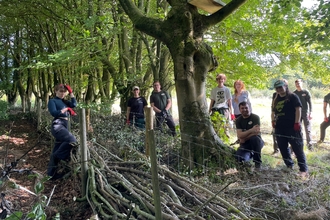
[47, 119, 77, 176]
[155, 114, 176, 136]
[235, 136, 264, 165]
[301, 111, 312, 145]
[275, 128, 307, 172]
[130, 118, 145, 129]
[320, 116, 330, 141]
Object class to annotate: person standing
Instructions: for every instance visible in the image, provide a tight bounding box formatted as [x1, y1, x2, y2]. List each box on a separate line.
[272, 80, 308, 176]
[126, 86, 148, 129]
[232, 80, 252, 119]
[150, 81, 176, 136]
[209, 74, 234, 137]
[47, 84, 77, 180]
[271, 79, 288, 155]
[317, 92, 330, 144]
[293, 79, 313, 150]
[235, 102, 264, 169]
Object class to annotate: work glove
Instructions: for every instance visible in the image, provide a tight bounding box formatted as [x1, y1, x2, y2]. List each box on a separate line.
[324, 117, 329, 123]
[126, 119, 130, 125]
[231, 114, 235, 120]
[271, 120, 276, 128]
[67, 107, 77, 116]
[293, 123, 301, 131]
[64, 84, 73, 94]
[162, 109, 168, 118]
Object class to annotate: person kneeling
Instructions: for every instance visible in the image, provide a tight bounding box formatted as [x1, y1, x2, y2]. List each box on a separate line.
[235, 101, 264, 169]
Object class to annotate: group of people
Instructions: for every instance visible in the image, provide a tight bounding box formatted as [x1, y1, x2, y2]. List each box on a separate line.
[126, 81, 176, 136]
[47, 75, 329, 179]
[208, 73, 318, 176]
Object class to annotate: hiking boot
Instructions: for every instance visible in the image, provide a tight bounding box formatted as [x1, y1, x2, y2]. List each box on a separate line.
[254, 163, 261, 171]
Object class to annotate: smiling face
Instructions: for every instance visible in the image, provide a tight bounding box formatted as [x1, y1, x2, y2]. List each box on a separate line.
[133, 88, 140, 97]
[239, 104, 250, 118]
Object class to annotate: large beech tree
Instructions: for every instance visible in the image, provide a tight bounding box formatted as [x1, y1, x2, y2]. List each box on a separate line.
[118, 0, 248, 168]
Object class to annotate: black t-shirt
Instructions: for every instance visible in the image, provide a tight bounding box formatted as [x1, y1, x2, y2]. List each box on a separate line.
[127, 97, 147, 119]
[150, 91, 170, 112]
[236, 113, 261, 137]
[294, 89, 312, 113]
[273, 93, 302, 129]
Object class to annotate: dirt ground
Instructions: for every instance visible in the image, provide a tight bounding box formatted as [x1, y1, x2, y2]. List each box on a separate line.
[0, 117, 93, 219]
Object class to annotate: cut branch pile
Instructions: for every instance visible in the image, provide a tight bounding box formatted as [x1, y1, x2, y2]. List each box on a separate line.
[71, 140, 248, 220]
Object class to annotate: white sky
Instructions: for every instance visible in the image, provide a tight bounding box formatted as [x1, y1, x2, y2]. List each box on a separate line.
[301, 0, 319, 8]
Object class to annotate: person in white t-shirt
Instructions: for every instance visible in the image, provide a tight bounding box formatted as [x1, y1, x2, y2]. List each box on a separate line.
[209, 73, 234, 137]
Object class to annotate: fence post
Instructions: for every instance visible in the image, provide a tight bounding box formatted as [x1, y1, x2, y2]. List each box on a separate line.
[145, 107, 153, 156]
[79, 108, 88, 196]
[145, 108, 162, 219]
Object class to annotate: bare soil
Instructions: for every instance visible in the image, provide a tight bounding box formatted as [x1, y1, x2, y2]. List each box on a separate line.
[0, 116, 93, 219]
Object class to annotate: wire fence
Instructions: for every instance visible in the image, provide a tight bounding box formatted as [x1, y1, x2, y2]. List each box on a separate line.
[86, 109, 330, 177]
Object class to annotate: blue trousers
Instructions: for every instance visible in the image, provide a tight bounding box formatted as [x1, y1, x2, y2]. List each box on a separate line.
[275, 128, 307, 172]
[47, 119, 77, 176]
[235, 136, 264, 166]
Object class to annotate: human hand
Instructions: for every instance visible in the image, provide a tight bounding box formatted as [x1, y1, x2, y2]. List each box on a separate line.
[308, 113, 312, 120]
[162, 109, 168, 118]
[324, 117, 329, 123]
[67, 107, 77, 116]
[294, 123, 301, 131]
[231, 114, 235, 120]
[64, 84, 73, 94]
[126, 119, 130, 125]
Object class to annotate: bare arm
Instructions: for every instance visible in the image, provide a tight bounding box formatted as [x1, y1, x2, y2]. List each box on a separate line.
[165, 99, 172, 111]
[126, 107, 131, 121]
[323, 102, 328, 119]
[209, 99, 215, 113]
[151, 102, 161, 113]
[295, 107, 301, 123]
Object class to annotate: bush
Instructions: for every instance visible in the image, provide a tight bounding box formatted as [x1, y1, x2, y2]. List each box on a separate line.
[0, 100, 9, 119]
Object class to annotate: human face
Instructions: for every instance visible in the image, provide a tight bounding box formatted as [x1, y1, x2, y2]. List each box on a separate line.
[216, 77, 225, 86]
[153, 82, 161, 92]
[133, 88, 140, 97]
[275, 86, 286, 96]
[239, 105, 250, 118]
[295, 81, 302, 89]
[235, 82, 242, 91]
[55, 89, 67, 99]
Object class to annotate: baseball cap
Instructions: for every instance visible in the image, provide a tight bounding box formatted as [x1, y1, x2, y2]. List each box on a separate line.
[132, 86, 139, 91]
[274, 80, 285, 88]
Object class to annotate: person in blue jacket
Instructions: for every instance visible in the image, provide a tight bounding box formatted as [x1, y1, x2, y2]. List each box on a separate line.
[47, 84, 77, 180]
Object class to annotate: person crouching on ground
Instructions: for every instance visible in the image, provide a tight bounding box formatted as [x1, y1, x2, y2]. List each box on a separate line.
[235, 101, 264, 169]
[47, 84, 78, 180]
[272, 80, 308, 177]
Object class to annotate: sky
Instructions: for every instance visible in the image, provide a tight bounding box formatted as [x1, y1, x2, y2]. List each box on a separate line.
[301, 0, 319, 8]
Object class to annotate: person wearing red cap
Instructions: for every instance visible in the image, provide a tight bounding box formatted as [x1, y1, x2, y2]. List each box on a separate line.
[126, 86, 148, 129]
[47, 84, 77, 180]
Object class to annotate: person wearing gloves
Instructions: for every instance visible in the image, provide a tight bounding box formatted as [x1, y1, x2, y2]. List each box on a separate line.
[209, 73, 234, 137]
[272, 80, 308, 177]
[150, 81, 176, 136]
[126, 86, 148, 129]
[47, 84, 77, 180]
